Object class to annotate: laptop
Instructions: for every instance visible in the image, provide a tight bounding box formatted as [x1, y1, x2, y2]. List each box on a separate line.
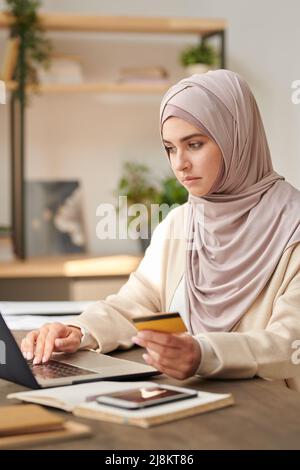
[0, 313, 159, 389]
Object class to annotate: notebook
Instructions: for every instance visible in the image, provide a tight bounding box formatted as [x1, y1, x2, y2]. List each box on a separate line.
[8, 381, 234, 429]
[0, 404, 64, 436]
[0, 404, 91, 449]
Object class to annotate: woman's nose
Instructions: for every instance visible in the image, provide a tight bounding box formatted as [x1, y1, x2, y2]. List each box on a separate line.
[173, 150, 191, 172]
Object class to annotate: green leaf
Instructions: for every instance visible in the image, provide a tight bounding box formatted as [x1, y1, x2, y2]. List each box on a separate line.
[5, 0, 53, 103]
[114, 161, 188, 228]
[179, 40, 219, 67]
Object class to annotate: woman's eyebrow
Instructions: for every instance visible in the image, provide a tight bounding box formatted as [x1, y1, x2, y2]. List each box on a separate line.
[163, 133, 205, 144]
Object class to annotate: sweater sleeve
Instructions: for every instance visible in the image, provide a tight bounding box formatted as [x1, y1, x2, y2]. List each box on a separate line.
[64, 215, 170, 354]
[196, 267, 300, 380]
[195, 336, 221, 376]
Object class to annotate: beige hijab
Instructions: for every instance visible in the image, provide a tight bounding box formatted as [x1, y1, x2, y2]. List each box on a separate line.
[160, 69, 300, 333]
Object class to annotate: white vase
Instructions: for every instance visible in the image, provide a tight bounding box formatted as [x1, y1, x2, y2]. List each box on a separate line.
[185, 63, 213, 76]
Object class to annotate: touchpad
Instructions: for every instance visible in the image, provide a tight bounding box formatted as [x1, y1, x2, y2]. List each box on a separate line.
[52, 350, 129, 372]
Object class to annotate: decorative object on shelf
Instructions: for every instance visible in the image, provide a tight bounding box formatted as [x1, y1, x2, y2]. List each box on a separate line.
[25, 181, 86, 257]
[37, 53, 83, 84]
[179, 39, 219, 75]
[0, 36, 20, 81]
[115, 161, 188, 251]
[117, 65, 169, 85]
[5, 0, 52, 100]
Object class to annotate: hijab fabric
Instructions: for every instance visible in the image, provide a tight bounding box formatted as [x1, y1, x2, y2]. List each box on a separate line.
[160, 69, 300, 333]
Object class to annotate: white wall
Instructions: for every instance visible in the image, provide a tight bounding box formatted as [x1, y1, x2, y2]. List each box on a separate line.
[0, 0, 299, 254]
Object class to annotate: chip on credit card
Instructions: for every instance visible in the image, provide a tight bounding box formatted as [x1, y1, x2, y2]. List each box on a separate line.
[133, 312, 187, 334]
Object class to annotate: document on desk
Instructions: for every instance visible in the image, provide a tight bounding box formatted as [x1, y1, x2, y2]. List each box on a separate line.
[3, 315, 78, 330]
[0, 301, 95, 330]
[8, 381, 234, 428]
[0, 301, 94, 316]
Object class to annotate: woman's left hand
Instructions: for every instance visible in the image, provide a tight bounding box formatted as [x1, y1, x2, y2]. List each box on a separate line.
[131, 331, 202, 380]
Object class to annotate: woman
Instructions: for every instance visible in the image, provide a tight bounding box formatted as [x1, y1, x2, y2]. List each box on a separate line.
[21, 70, 300, 389]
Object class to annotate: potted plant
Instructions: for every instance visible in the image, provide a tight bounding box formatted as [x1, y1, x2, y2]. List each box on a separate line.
[179, 39, 219, 75]
[116, 161, 162, 212]
[5, 0, 53, 101]
[158, 176, 188, 208]
[115, 162, 188, 251]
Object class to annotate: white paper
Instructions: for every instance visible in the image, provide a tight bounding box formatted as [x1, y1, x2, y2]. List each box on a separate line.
[7, 381, 158, 412]
[0, 301, 94, 316]
[3, 315, 78, 331]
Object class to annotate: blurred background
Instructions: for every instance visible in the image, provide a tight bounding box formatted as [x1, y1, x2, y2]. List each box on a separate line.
[0, 0, 299, 303]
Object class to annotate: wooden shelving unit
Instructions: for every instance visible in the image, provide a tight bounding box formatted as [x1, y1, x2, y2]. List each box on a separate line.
[1, 13, 227, 95]
[0, 11, 227, 259]
[5, 79, 171, 95]
[0, 12, 226, 35]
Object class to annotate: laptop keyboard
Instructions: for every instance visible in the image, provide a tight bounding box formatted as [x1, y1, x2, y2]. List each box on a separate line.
[27, 359, 97, 380]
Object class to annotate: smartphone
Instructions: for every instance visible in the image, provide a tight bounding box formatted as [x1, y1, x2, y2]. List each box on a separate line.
[96, 385, 198, 409]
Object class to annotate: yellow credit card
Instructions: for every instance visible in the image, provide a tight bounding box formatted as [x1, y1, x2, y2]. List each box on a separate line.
[133, 312, 187, 334]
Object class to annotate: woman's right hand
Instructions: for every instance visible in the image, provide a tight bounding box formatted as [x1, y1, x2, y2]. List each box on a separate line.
[21, 323, 83, 365]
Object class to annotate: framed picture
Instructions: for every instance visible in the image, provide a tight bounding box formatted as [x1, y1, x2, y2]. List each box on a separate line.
[25, 180, 86, 257]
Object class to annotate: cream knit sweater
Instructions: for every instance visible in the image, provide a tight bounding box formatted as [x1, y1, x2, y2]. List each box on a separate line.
[69, 203, 300, 391]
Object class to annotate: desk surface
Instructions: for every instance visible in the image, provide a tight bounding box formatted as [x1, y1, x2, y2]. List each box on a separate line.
[1, 332, 300, 450]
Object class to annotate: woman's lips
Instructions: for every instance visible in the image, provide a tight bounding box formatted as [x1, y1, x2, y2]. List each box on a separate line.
[182, 177, 202, 186]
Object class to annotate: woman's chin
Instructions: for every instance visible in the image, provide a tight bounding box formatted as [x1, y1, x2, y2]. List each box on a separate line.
[188, 186, 208, 197]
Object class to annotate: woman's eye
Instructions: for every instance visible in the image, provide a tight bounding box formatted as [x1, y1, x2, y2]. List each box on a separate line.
[189, 142, 203, 149]
[165, 146, 176, 154]
[164, 142, 203, 154]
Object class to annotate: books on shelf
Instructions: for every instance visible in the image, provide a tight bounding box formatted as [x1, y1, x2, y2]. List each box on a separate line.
[8, 380, 234, 429]
[117, 65, 169, 84]
[37, 54, 83, 84]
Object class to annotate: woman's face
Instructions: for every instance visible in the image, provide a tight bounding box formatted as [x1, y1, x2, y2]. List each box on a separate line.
[162, 117, 223, 197]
